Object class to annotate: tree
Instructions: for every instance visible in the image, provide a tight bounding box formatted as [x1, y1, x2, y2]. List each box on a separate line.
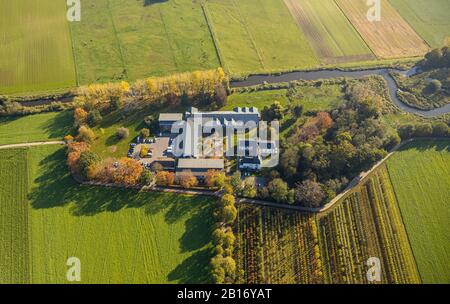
[205, 170, 226, 189]
[222, 256, 236, 277]
[223, 230, 236, 249]
[221, 205, 237, 225]
[293, 104, 303, 117]
[140, 146, 149, 158]
[178, 172, 198, 189]
[425, 79, 442, 94]
[214, 84, 228, 108]
[109, 95, 122, 111]
[140, 170, 154, 186]
[414, 123, 433, 137]
[295, 180, 326, 208]
[78, 151, 101, 179]
[262, 101, 284, 121]
[219, 194, 235, 208]
[74, 108, 88, 126]
[212, 228, 226, 245]
[140, 128, 150, 139]
[113, 158, 143, 186]
[87, 109, 102, 127]
[77, 126, 96, 143]
[155, 171, 175, 186]
[116, 127, 130, 140]
[210, 256, 225, 284]
[267, 178, 289, 203]
[242, 183, 257, 198]
[229, 171, 242, 194]
[315, 112, 333, 130]
[432, 122, 450, 137]
[398, 124, 416, 140]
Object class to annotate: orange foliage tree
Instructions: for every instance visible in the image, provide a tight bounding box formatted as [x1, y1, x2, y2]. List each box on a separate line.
[113, 158, 143, 186]
[155, 171, 175, 186]
[178, 172, 198, 189]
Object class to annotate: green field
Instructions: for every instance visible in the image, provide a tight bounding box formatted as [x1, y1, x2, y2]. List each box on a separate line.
[226, 85, 345, 112]
[70, 0, 220, 84]
[0, 112, 72, 146]
[0, 146, 213, 283]
[387, 140, 450, 284]
[204, 0, 319, 75]
[0, 0, 76, 94]
[389, 0, 450, 48]
[284, 0, 374, 63]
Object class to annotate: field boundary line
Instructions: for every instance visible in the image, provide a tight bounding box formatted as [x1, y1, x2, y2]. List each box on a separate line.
[332, 0, 376, 59]
[106, 0, 128, 79]
[201, 2, 229, 73]
[230, 0, 265, 70]
[63, 1, 79, 87]
[158, 7, 179, 71]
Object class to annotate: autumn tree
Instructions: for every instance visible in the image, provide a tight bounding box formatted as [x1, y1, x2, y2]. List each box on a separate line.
[155, 171, 175, 186]
[177, 172, 198, 189]
[113, 158, 143, 186]
[77, 126, 96, 143]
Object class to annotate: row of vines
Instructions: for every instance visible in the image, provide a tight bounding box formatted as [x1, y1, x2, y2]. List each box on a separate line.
[236, 166, 421, 284]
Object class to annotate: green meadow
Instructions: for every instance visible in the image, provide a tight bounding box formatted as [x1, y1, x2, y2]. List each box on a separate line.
[70, 0, 220, 84]
[387, 140, 450, 284]
[0, 112, 73, 146]
[0, 0, 76, 94]
[0, 145, 214, 283]
[204, 0, 319, 75]
[389, 0, 450, 48]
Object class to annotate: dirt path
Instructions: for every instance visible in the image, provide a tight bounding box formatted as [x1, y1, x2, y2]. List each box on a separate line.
[0, 141, 65, 150]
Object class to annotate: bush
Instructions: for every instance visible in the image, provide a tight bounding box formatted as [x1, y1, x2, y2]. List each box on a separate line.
[87, 109, 102, 126]
[177, 173, 198, 189]
[140, 146, 149, 158]
[414, 123, 433, 137]
[432, 122, 450, 137]
[155, 171, 175, 186]
[77, 126, 96, 143]
[78, 151, 101, 179]
[140, 170, 154, 186]
[140, 128, 150, 139]
[116, 127, 130, 140]
[425, 79, 442, 94]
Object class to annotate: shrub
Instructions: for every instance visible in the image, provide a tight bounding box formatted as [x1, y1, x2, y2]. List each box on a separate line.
[112, 158, 143, 186]
[87, 109, 102, 126]
[116, 127, 130, 140]
[414, 123, 433, 137]
[425, 79, 442, 94]
[140, 128, 150, 139]
[140, 170, 154, 186]
[77, 126, 96, 143]
[432, 122, 450, 137]
[140, 146, 149, 158]
[78, 151, 101, 179]
[155, 171, 175, 186]
[177, 173, 198, 189]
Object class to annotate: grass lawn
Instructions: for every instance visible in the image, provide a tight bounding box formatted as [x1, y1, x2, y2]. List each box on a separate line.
[387, 140, 450, 284]
[0, 112, 73, 146]
[204, 0, 318, 75]
[284, 0, 374, 63]
[0, 145, 214, 283]
[389, 0, 450, 48]
[226, 85, 345, 112]
[0, 0, 76, 94]
[70, 0, 220, 84]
